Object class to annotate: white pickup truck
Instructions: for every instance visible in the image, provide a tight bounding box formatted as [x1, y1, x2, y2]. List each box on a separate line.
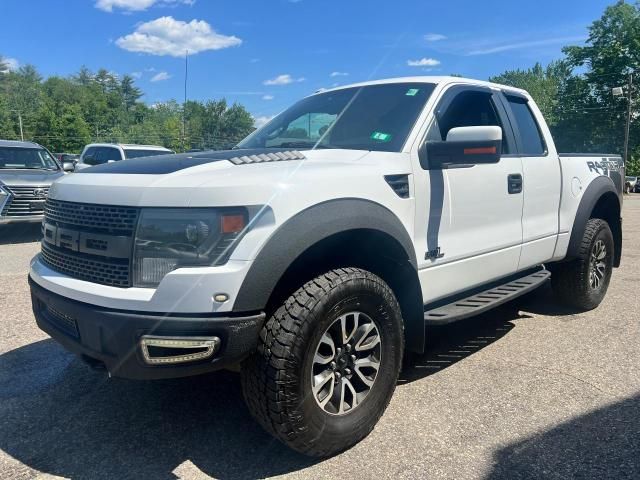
[29, 76, 624, 456]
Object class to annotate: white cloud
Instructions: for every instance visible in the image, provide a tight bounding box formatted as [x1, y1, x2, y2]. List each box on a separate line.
[151, 71, 171, 81]
[116, 16, 242, 57]
[131, 71, 142, 79]
[4, 57, 19, 71]
[263, 74, 305, 86]
[95, 0, 193, 12]
[250, 58, 260, 63]
[262, 94, 274, 100]
[253, 115, 275, 128]
[467, 36, 586, 55]
[424, 33, 447, 42]
[330, 71, 349, 77]
[407, 57, 441, 67]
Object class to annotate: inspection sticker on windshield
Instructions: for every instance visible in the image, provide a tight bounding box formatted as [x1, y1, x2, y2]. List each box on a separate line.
[371, 131, 392, 142]
[405, 88, 420, 96]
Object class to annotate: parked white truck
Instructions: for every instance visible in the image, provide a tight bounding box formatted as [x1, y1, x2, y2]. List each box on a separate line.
[29, 77, 624, 456]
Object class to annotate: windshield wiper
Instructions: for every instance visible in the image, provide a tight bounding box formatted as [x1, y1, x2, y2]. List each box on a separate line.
[270, 141, 335, 149]
[1, 166, 59, 171]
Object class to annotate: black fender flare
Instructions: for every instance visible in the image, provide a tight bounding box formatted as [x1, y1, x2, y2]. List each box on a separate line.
[232, 198, 425, 352]
[567, 176, 622, 264]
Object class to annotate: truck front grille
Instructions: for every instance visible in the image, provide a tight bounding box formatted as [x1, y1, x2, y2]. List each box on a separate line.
[41, 199, 139, 287]
[41, 242, 130, 288]
[44, 198, 139, 234]
[1, 185, 49, 217]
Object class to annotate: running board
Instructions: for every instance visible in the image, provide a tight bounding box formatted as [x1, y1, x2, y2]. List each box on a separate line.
[424, 269, 551, 325]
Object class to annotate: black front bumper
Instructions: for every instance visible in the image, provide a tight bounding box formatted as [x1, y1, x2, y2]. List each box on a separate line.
[29, 276, 265, 380]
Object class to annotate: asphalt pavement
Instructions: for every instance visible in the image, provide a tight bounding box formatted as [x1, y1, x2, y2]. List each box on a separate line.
[1, 197, 639, 479]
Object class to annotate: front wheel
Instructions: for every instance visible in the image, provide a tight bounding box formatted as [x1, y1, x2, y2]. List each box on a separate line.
[241, 267, 404, 457]
[551, 218, 614, 310]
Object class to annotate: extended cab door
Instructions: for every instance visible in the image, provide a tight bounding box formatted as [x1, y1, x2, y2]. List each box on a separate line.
[413, 85, 524, 304]
[500, 93, 561, 270]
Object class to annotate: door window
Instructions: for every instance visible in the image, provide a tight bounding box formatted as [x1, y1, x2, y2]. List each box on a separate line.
[430, 90, 510, 153]
[505, 96, 546, 155]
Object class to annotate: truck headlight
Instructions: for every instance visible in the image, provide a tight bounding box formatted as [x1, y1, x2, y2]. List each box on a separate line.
[133, 208, 248, 287]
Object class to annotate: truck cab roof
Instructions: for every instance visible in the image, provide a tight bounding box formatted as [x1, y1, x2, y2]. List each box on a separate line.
[0, 140, 45, 149]
[83, 143, 172, 151]
[316, 76, 529, 97]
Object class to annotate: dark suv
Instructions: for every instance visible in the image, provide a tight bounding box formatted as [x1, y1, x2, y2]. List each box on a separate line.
[0, 140, 67, 224]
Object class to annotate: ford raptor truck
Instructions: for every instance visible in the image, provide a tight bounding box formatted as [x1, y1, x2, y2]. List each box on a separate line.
[28, 77, 624, 456]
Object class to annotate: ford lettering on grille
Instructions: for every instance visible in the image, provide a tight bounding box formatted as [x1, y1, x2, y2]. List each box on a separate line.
[40, 198, 138, 287]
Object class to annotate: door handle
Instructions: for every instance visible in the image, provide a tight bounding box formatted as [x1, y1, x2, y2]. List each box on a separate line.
[508, 174, 523, 194]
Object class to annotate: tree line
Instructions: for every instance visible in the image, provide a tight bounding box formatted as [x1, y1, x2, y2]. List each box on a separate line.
[0, 64, 254, 154]
[490, 0, 639, 175]
[0, 1, 638, 174]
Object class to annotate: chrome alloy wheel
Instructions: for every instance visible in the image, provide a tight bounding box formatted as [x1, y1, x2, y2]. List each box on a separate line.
[589, 239, 607, 289]
[311, 311, 382, 415]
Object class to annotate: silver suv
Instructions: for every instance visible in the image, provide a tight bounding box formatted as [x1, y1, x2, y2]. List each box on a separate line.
[0, 140, 69, 224]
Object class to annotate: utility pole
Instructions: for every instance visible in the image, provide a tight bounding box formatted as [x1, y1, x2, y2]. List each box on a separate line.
[623, 72, 633, 165]
[18, 112, 24, 141]
[182, 50, 188, 151]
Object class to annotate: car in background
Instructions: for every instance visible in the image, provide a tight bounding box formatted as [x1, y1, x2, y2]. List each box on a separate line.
[0, 140, 70, 224]
[56, 153, 80, 165]
[75, 143, 174, 171]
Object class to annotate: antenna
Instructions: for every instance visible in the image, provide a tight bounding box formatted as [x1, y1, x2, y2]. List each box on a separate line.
[182, 49, 188, 151]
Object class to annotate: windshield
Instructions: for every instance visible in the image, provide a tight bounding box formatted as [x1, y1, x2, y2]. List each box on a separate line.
[124, 149, 173, 159]
[0, 147, 59, 170]
[237, 82, 435, 152]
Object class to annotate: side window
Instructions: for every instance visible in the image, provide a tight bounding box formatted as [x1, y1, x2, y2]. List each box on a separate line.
[431, 90, 510, 154]
[506, 96, 546, 155]
[95, 147, 122, 164]
[83, 147, 97, 165]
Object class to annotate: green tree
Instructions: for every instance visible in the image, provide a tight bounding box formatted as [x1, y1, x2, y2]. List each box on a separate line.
[561, 0, 640, 155]
[0, 59, 255, 153]
[57, 105, 91, 152]
[489, 61, 571, 125]
[120, 75, 143, 111]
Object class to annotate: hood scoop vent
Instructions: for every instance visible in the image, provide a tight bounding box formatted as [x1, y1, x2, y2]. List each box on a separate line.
[228, 150, 306, 165]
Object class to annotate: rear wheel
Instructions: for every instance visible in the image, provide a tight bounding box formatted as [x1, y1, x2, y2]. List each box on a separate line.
[241, 267, 404, 457]
[551, 218, 614, 310]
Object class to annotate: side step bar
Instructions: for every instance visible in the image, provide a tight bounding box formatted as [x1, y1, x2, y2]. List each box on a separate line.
[424, 269, 551, 325]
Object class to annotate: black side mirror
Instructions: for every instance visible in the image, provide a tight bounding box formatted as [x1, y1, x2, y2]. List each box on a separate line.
[419, 126, 502, 169]
[62, 161, 75, 172]
[83, 155, 95, 165]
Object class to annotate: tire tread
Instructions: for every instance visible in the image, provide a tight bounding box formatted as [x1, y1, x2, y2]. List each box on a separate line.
[241, 267, 401, 456]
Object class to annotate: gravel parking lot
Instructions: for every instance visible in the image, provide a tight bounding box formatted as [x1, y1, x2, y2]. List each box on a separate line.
[1, 197, 639, 480]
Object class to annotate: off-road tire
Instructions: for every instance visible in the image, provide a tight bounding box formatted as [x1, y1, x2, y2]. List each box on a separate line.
[241, 267, 404, 457]
[551, 218, 614, 310]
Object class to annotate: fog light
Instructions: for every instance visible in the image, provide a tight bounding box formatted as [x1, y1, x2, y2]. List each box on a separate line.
[140, 335, 220, 365]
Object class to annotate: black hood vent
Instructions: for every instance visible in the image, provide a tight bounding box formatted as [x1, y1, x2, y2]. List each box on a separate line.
[77, 148, 307, 175]
[228, 150, 306, 165]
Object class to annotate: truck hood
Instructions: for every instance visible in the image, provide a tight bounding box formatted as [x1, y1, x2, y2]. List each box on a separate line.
[49, 148, 390, 207]
[0, 169, 64, 186]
